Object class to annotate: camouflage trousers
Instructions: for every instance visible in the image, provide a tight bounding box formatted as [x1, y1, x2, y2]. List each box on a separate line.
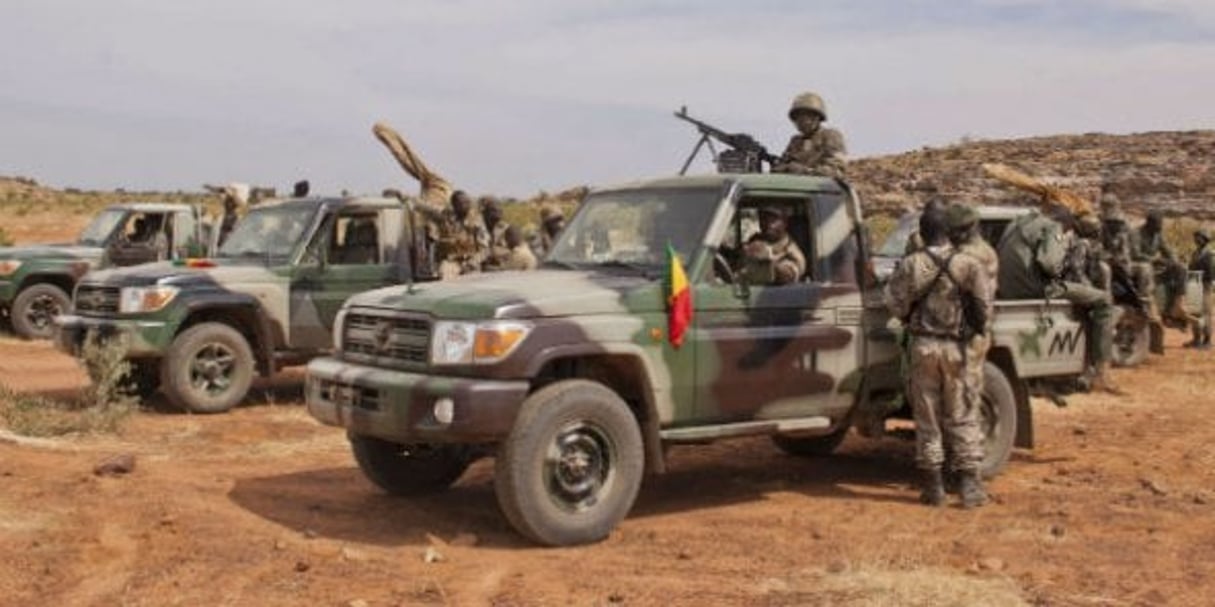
[908, 336, 984, 473]
[1189, 288, 1213, 342]
[964, 333, 992, 413]
[1048, 281, 1114, 367]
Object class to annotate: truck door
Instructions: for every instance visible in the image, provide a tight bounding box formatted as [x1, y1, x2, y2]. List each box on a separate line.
[691, 191, 863, 425]
[106, 211, 172, 266]
[289, 206, 399, 350]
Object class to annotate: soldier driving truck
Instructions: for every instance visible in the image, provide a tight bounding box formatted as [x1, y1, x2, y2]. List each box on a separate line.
[303, 102, 1093, 545]
[56, 195, 442, 414]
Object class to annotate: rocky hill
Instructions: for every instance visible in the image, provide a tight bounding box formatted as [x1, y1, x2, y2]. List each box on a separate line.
[849, 130, 1215, 219]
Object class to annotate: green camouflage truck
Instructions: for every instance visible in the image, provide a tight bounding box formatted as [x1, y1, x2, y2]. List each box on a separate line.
[305, 174, 1089, 546]
[55, 196, 433, 413]
[0, 203, 211, 339]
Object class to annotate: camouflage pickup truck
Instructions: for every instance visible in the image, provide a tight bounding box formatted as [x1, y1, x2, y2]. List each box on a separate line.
[0, 203, 210, 339]
[305, 174, 1088, 546]
[56, 196, 432, 413]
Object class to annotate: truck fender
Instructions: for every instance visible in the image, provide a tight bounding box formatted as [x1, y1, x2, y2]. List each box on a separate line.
[180, 293, 281, 377]
[525, 343, 667, 475]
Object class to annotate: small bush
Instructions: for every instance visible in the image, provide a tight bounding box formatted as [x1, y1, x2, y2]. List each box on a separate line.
[0, 332, 140, 437]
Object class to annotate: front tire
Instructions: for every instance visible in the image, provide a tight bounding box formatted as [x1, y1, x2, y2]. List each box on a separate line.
[350, 435, 474, 496]
[161, 322, 255, 414]
[494, 380, 644, 547]
[11, 283, 71, 340]
[978, 362, 1017, 479]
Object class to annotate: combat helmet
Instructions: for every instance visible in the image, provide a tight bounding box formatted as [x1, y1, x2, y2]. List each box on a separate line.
[1195, 228, 1211, 244]
[789, 92, 827, 121]
[946, 203, 979, 229]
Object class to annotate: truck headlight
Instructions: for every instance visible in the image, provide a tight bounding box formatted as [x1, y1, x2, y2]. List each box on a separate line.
[430, 320, 531, 365]
[0, 260, 22, 277]
[119, 286, 179, 313]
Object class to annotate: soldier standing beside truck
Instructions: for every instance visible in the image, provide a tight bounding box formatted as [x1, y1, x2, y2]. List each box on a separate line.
[886, 206, 993, 508]
[1186, 229, 1214, 349]
[947, 203, 998, 467]
[771, 92, 848, 179]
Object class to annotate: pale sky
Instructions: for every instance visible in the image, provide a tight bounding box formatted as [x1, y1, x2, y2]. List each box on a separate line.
[3, 0, 1213, 198]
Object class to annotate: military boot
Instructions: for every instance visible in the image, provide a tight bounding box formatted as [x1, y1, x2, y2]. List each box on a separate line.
[918, 468, 945, 507]
[1089, 362, 1125, 395]
[958, 470, 988, 509]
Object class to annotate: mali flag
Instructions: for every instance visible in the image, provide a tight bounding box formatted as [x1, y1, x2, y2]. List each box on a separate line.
[666, 244, 692, 349]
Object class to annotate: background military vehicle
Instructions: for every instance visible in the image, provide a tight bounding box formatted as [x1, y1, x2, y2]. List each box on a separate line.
[56, 196, 435, 413]
[0, 203, 211, 339]
[305, 173, 1091, 546]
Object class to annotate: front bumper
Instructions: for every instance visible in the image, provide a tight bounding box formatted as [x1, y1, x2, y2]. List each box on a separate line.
[306, 356, 530, 444]
[53, 314, 173, 358]
[0, 280, 15, 306]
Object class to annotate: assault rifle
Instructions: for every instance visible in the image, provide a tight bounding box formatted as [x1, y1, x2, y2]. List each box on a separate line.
[674, 106, 778, 175]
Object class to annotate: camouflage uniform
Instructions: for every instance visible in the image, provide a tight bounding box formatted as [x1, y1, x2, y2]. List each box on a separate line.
[771, 92, 847, 179]
[739, 235, 806, 286]
[1133, 215, 1188, 322]
[418, 207, 488, 279]
[948, 204, 998, 431]
[534, 206, 565, 257]
[1187, 230, 1214, 348]
[998, 210, 1117, 388]
[499, 244, 538, 271]
[884, 242, 992, 475]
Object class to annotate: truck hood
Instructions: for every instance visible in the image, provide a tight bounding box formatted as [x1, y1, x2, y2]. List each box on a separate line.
[82, 259, 279, 288]
[347, 269, 663, 319]
[0, 244, 104, 262]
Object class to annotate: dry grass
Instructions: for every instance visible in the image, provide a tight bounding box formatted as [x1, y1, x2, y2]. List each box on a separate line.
[766, 565, 1028, 607]
[0, 226, 11, 246]
[0, 333, 140, 437]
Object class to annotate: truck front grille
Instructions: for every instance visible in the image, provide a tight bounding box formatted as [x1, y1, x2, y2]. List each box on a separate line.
[74, 285, 120, 315]
[342, 311, 430, 369]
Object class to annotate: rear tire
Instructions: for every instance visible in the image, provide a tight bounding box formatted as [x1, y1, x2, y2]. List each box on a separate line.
[162, 322, 255, 414]
[350, 435, 473, 496]
[11, 283, 70, 340]
[1111, 313, 1150, 367]
[494, 380, 644, 547]
[978, 362, 1017, 479]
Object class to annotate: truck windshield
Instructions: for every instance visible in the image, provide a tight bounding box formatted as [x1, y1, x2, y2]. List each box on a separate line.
[77, 209, 128, 246]
[546, 187, 720, 272]
[217, 204, 318, 261]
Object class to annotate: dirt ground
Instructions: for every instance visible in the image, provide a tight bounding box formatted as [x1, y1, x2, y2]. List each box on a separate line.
[2, 215, 1214, 606]
[1, 332, 1213, 607]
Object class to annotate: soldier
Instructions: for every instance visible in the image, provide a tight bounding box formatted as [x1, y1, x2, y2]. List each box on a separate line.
[905, 199, 948, 255]
[947, 203, 998, 429]
[496, 226, 538, 271]
[885, 206, 993, 508]
[535, 206, 566, 256]
[1066, 214, 1111, 292]
[737, 206, 806, 286]
[1185, 229, 1214, 349]
[1133, 210, 1188, 324]
[997, 204, 1121, 393]
[480, 197, 511, 270]
[417, 190, 489, 279]
[771, 92, 847, 179]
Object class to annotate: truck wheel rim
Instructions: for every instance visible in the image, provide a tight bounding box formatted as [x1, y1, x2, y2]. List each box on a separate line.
[545, 421, 614, 513]
[189, 344, 236, 395]
[25, 294, 62, 331]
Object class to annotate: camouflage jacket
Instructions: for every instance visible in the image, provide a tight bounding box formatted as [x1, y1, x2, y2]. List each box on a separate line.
[739, 234, 806, 285]
[1101, 220, 1133, 273]
[773, 128, 847, 179]
[419, 208, 489, 262]
[1063, 234, 1104, 287]
[957, 235, 998, 324]
[996, 212, 1067, 299]
[885, 244, 992, 340]
[499, 245, 538, 271]
[1132, 229, 1175, 264]
[1191, 243, 1215, 287]
[483, 221, 511, 267]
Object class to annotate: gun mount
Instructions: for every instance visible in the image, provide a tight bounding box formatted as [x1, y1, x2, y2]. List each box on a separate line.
[674, 106, 777, 175]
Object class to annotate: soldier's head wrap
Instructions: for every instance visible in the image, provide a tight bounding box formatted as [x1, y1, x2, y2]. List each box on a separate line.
[945, 203, 979, 229]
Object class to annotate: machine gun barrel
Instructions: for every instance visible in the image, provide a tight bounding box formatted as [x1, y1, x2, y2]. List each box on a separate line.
[674, 106, 777, 173]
